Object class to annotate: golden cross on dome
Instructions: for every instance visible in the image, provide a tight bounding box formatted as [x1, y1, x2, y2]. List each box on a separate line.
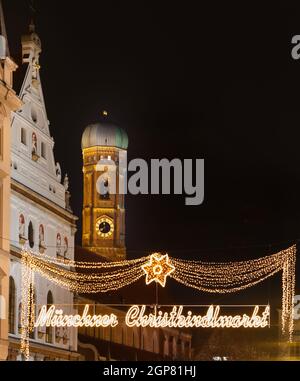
[142, 253, 175, 287]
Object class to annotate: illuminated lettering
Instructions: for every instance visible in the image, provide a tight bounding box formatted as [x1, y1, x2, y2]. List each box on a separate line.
[34, 304, 270, 329]
[35, 305, 118, 328]
[125, 305, 270, 329]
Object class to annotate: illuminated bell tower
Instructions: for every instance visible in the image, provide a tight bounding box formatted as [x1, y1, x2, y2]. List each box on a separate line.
[81, 115, 128, 260]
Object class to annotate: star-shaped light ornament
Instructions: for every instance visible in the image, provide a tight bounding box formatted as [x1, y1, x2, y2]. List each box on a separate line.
[142, 253, 175, 287]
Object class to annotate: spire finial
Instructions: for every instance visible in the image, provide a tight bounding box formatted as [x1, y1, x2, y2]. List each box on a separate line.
[29, 0, 36, 32]
[29, 19, 35, 33]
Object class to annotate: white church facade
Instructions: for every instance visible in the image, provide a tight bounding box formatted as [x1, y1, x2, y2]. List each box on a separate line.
[7, 23, 79, 360]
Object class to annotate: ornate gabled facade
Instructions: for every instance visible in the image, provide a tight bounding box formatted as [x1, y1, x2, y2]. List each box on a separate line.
[0, 0, 22, 361]
[8, 22, 79, 360]
[11, 21, 66, 208]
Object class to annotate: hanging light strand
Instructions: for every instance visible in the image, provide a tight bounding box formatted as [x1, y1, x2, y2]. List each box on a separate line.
[19, 245, 297, 359]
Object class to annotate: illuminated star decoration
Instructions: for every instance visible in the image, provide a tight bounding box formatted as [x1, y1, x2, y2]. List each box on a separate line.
[142, 253, 175, 287]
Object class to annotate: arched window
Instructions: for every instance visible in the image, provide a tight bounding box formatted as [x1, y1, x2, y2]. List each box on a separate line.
[46, 291, 54, 343]
[41, 142, 46, 159]
[18, 302, 22, 334]
[28, 221, 34, 248]
[21, 128, 27, 145]
[56, 233, 61, 257]
[63, 237, 68, 258]
[19, 214, 26, 243]
[8, 277, 16, 334]
[32, 132, 37, 154]
[29, 284, 36, 340]
[31, 106, 38, 124]
[39, 224, 45, 253]
[99, 177, 110, 200]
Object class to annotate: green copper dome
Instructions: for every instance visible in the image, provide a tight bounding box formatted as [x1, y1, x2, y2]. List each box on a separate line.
[81, 122, 128, 150]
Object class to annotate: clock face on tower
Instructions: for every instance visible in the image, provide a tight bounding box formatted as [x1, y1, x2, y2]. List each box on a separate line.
[96, 217, 114, 238]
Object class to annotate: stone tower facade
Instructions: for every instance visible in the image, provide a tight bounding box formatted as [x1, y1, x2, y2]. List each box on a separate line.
[81, 120, 128, 261]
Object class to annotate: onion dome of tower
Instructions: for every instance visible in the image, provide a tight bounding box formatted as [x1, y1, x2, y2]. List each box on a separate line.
[81, 113, 128, 150]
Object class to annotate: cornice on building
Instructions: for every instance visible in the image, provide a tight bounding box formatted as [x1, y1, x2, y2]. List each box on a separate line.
[11, 178, 78, 228]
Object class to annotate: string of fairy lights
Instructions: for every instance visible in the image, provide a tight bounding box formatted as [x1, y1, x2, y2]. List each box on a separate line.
[19, 245, 297, 360]
[170, 246, 297, 343]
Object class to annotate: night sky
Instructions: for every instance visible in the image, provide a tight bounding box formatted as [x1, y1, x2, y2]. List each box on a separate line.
[4, 1, 300, 304]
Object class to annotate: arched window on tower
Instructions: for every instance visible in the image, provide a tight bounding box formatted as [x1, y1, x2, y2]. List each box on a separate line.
[46, 291, 54, 343]
[99, 177, 110, 200]
[9, 277, 16, 334]
[28, 221, 34, 248]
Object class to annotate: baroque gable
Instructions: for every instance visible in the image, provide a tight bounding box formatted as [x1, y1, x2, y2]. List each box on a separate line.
[11, 26, 65, 208]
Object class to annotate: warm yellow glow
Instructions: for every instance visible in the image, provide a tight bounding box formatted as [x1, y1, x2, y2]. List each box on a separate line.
[153, 265, 163, 275]
[19, 245, 297, 360]
[95, 217, 114, 238]
[34, 304, 270, 330]
[33, 62, 41, 71]
[126, 305, 270, 329]
[142, 253, 175, 287]
[35, 305, 118, 328]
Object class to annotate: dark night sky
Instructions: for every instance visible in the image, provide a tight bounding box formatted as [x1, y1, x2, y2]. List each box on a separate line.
[4, 1, 300, 304]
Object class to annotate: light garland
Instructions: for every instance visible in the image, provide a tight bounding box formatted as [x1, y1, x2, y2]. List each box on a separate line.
[19, 245, 297, 360]
[24, 248, 149, 268]
[20, 254, 32, 361]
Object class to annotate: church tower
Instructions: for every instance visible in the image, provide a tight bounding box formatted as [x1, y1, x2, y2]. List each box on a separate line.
[81, 116, 128, 260]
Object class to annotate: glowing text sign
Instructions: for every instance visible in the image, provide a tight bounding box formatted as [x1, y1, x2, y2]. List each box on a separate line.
[34, 305, 270, 329]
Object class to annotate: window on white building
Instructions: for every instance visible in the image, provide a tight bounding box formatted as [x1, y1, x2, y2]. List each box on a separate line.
[18, 302, 22, 334]
[41, 142, 46, 159]
[31, 106, 38, 124]
[9, 277, 16, 334]
[46, 291, 54, 344]
[21, 128, 27, 145]
[63, 237, 68, 258]
[28, 221, 34, 249]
